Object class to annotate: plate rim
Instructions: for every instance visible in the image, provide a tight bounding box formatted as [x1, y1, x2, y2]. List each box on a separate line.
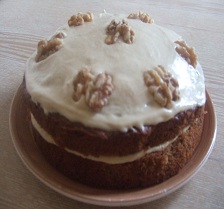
[9, 85, 217, 207]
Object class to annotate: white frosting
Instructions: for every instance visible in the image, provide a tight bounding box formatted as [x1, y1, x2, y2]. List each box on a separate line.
[31, 114, 189, 164]
[25, 12, 205, 131]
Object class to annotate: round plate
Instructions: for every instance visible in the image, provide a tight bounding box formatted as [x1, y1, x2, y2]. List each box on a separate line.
[9, 85, 217, 207]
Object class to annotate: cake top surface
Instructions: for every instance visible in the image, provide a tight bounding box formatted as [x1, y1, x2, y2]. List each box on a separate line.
[25, 11, 205, 131]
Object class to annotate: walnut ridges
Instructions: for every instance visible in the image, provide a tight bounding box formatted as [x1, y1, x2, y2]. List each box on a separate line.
[68, 12, 94, 27]
[144, 65, 180, 108]
[128, 11, 154, 24]
[105, 19, 135, 45]
[35, 32, 66, 62]
[73, 68, 94, 102]
[86, 73, 114, 112]
[175, 40, 197, 68]
[73, 68, 114, 112]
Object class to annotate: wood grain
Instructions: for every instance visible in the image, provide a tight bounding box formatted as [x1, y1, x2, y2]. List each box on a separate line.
[0, 0, 224, 209]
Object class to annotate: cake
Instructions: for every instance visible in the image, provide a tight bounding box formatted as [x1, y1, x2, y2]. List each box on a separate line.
[23, 11, 206, 189]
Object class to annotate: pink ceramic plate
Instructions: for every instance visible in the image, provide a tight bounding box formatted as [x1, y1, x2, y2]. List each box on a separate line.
[9, 85, 217, 207]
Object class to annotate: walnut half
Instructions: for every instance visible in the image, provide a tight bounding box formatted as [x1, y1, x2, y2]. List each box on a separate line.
[73, 68, 114, 112]
[144, 65, 180, 108]
[68, 12, 94, 27]
[35, 31, 66, 62]
[105, 19, 135, 45]
[117, 20, 135, 44]
[128, 11, 154, 24]
[175, 40, 197, 68]
[86, 73, 114, 112]
[73, 68, 94, 101]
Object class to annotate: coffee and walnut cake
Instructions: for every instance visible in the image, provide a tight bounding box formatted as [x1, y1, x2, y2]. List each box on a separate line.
[23, 11, 206, 189]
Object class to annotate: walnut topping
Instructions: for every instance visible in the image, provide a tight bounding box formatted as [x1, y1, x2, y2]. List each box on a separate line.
[105, 34, 119, 45]
[51, 31, 67, 39]
[105, 19, 135, 45]
[106, 19, 119, 35]
[175, 40, 197, 68]
[86, 73, 114, 112]
[117, 20, 135, 44]
[79, 12, 94, 22]
[73, 68, 114, 112]
[144, 65, 180, 108]
[68, 12, 94, 27]
[73, 68, 94, 101]
[127, 13, 139, 19]
[35, 32, 66, 62]
[68, 14, 84, 26]
[128, 11, 154, 23]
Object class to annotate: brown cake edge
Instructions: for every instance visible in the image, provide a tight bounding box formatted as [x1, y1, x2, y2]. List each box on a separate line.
[31, 111, 204, 189]
[22, 79, 205, 157]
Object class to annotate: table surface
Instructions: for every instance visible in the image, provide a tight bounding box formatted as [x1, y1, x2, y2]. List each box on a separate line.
[1, 0, 224, 208]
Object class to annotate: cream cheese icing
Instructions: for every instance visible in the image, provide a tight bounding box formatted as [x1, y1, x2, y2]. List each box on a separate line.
[31, 114, 189, 164]
[25, 12, 205, 131]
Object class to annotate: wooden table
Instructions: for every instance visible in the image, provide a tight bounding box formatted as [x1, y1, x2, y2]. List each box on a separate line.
[1, 0, 223, 208]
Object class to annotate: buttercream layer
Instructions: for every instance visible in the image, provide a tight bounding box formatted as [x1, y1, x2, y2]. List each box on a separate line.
[25, 12, 205, 131]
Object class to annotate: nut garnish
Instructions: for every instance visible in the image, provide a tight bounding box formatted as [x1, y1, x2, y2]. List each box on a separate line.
[68, 12, 94, 27]
[68, 15, 84, 26]
[128, 11, 154, 23]
[79, 12, 94, 22]
[144, 65, 180, 108]
[106, 19, 119, 35]
[117, 20, 135, 44]
[86, 73, 114, 112]
[73, 68, 114, 112]
[175, 40, 197, 68]
[51, 31, 67, 39]
[105, 19, 135, 45]
[35, 31, 66, 62]
[73, 68, 94, 101]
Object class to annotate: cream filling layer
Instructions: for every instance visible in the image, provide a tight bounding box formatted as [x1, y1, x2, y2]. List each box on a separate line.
[31, 114, 189, 165]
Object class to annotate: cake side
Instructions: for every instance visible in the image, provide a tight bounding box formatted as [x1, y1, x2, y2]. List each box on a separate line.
[30, 110, 204, 189]
[23, 80, 205, 158]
